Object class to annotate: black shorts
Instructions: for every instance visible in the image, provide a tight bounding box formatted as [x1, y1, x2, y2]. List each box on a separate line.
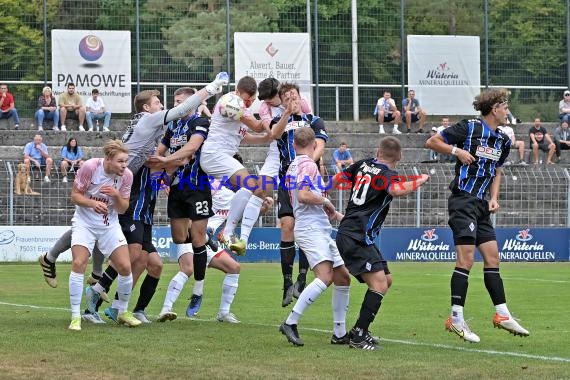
[536, 140, 551, 152]
[118, 215, 157, 253]
[335, 233, 390, 283]
[167, 185, 214, 220]
[448, 192, 496, 245]
[381, 113, 396, 122]
[277, 186, 293, 218]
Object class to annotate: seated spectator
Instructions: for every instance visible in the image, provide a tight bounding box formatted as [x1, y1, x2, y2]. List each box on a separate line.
[559, 90, 570, 122]
[430, 117, 455, 163]
[332, 142, 353, 173]
[529, 118, 555, 164]
[428, 127, 439, 161]
[403, 89, 426, 133]
[60, 137, 84, 183]
[0, 83, 21, 129]
[373, 90, 402, 134]
[24, 134, 53, 182]
[85, 88, 111, 132]
[554, 120, 570, 162]
[500, 123, 527, 166]
[59, 82, 86, 131]
[35, 86, 60, 131]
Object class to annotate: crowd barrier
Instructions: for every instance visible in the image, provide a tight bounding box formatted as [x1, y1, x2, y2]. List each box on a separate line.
[0, 226, 567, 262]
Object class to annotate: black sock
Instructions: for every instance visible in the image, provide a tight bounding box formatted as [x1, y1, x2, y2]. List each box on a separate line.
[297, 249, 309, 282]
[450, 267, 470, 306]
[134, 274, 160, 312]
[280, 241, 295, 287]
[193, 245, 207, 281]
[94, 265, 118, 311]
[90, 272, 102, 282]
[354, 289, 384, 332]
[483, 268, 506, 305]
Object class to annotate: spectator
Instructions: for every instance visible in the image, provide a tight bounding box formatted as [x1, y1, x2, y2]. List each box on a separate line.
[0, 83, 21, 129]
[559, 90, 570, 123]
[194, 88, 212, 118]
[24, 134, 53, 182]
[402, 89, 426, 133]
[59, 82, 86, 131]
[60, 137, 85, 183]
[554, 120, 570, 162]
[373, 91, 402, 134]
[428, 127, 439, 161]
[332, 142, 353, 173]
[500, 123, 528, 166]
[35, 86, 60, 131]
[85, 88, 111, 132]
[529, 118, 555, 164]
[435, 117, 455, 163]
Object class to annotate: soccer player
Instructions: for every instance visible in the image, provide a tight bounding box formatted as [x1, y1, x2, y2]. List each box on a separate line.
[426, 88, 530, 343]
[146, 86, 215, 322]
[84, 73, 229, 323]
[199, 75, 269, 256]
[334, 137, 429, 350]
[67, 139, 139, 331]
[257, 77, 312, 306]
[268, 82, 328, 307]
[279, 128, 350, 347]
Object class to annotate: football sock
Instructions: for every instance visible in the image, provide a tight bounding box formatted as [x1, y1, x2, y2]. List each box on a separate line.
[193, 280, 205, 297]
[47, 229, 72, 262]
[354, 289, 383, 332]
[286, 278, 327, 325]
[224, 187, 253, 240]
[450, 267, 470, 307]
[99, 265, 118, 290]
[451, 305, 464, 324]
[495, 303, 511, 317]
[239, 195, 264, 244]
[219, 274, 239, 314]
[91, 245, 104, 277]
[332, 284, 350, 338]
[280, 241, 296, 287]
[133, 274, 159, 312]
[114, 274, 133, 313]
[483, 268, 507, 306]
[161, 272, 188, 314]
[298, 249, 309, 280]
[69, 271, 84, 318]
[193, 245, 207, 281]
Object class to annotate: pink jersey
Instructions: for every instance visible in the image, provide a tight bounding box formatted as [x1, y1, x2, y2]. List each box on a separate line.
[72, 158, 133, 227]
[287, 154, 330, 230]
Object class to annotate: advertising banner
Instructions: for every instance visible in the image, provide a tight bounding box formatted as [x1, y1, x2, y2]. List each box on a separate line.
[407, 35, 480, 115]
[0, 226, 566, 262]
[234, 32, 312, 112]
[52, 30, 132, 113]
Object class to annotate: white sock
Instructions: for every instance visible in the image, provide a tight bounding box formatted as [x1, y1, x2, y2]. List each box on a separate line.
[451, 304, 464, 324]
[379, 124, 384, 129]
[495, 303, 511, 317]
[393, 124, 399, 130]
[332, 284, 350, 338]
[114, 274, 133, 313]
[69, 271, 84, 318]
[219, 274, 239, 314]
[286, 278, 328, 325]
[240, 195, 264, 243]
[224, 188, 253, 239]
[193, 279, 205, 296]
[161, 272, 188, 314]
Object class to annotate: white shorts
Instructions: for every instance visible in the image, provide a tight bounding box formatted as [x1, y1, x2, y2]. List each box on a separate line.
[259, 141, 280, 178]
[71, 221, 127, 258]
[200, 151, 244, 180]
[295, 227, 344, 269]
[176, 244, 224, 266]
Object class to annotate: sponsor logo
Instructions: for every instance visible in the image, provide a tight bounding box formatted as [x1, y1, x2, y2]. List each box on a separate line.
[0, 230, 16, 245]
[79, 35, 104, 62]
[515, 228, 533, 242]
[265, 42, 279, 57]
[421, 228, 438, 242]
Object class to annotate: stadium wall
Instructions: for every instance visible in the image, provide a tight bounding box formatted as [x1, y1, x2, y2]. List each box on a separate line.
[0, 226, 567, 262]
